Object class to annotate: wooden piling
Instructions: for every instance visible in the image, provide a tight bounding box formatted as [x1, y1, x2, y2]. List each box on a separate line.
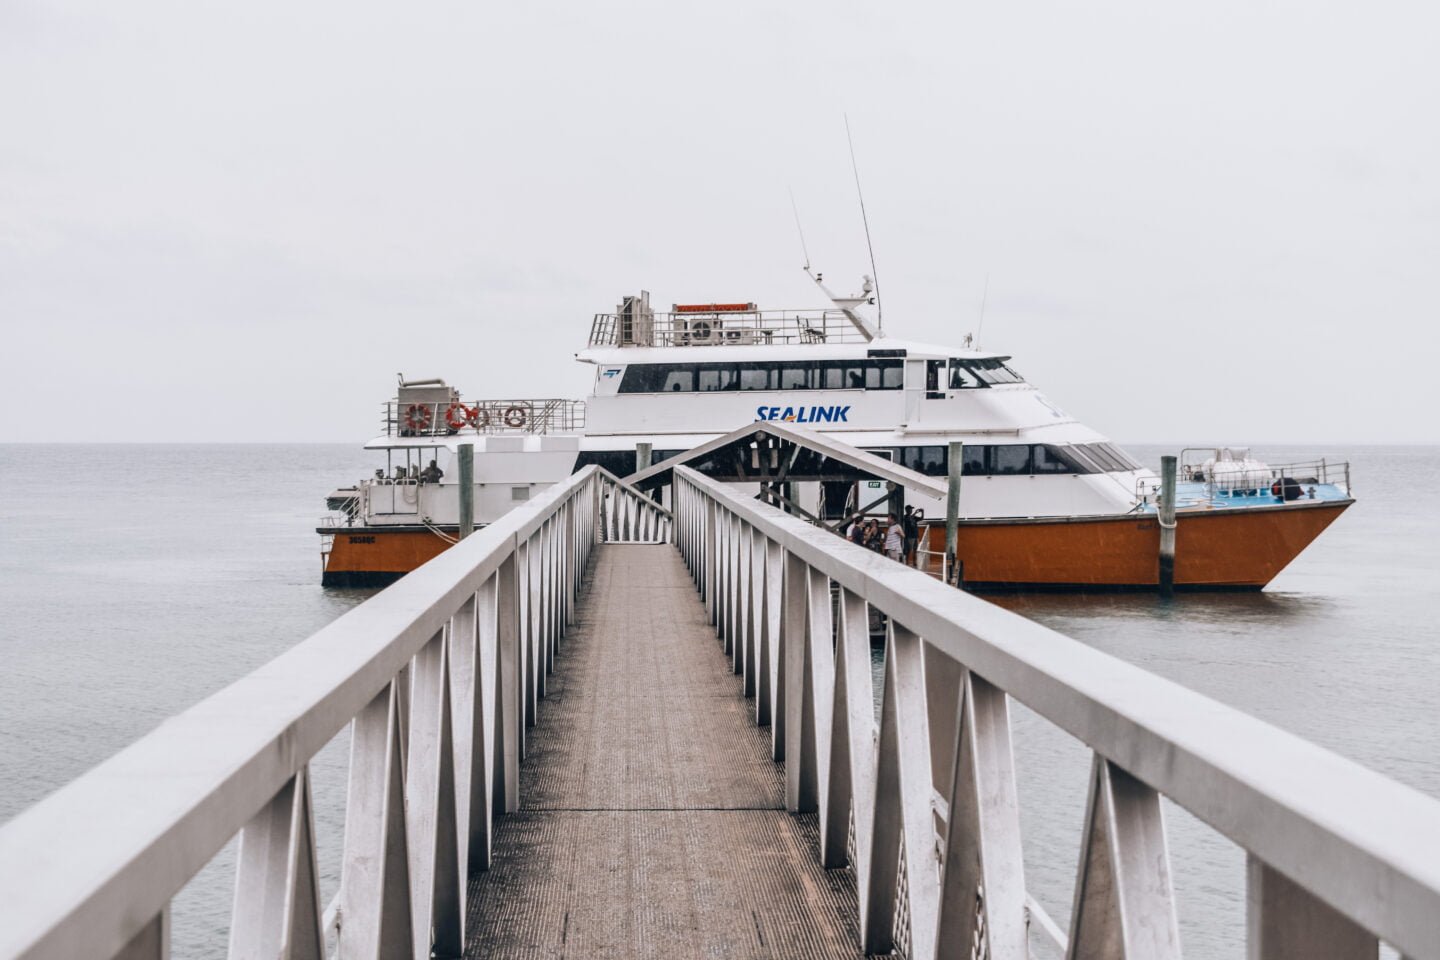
[458, 443, 475, 539]
[946, 441, 963, 586]
[1158, 454, 1177, 596]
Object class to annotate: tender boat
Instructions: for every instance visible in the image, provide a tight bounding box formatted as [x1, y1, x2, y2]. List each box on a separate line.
[318, 280, 1352, 589]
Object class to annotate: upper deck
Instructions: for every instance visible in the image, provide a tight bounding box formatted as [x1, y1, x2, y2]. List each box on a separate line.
[588, 303, 872, 349]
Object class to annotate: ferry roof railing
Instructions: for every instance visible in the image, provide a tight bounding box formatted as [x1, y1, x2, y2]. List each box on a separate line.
[588, 307, 874, 348]
[381, 397, 585, 438]
[0, 466, 669, 960]
[1135, 454, 1353, 506]
[673, 463, 1440, 959]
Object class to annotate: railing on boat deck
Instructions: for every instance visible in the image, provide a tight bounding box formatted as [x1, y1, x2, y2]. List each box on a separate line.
[673, 464, 1440, 960]
[0, 466, 670, 960]
[588, 307, 871, 348]
[1138, 451, 1353, 503]
[381, 398, 586, 438]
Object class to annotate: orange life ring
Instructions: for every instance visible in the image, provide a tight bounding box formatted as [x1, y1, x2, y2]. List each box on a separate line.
[404, 403, 433, 432]
[503, 405, 527, 428]
[1270, 480, 1282, 497]
[444, 402, 470, 430]
[467, 405, 490, 429]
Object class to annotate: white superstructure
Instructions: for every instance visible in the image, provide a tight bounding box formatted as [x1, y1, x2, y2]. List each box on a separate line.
[333, 283, 1156, 531]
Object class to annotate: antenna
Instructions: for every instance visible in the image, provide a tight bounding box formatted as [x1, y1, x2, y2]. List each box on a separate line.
[844, 114, 883, 331]
[975, 273, 990, 349]
[788, 187, 812, 272]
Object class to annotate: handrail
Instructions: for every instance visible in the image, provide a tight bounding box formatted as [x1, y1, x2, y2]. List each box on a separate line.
[672, 464, 1440, 960]
[587, 308, 871, 347]
[381, 398, 587, 438]
[0, 466, 670, 960]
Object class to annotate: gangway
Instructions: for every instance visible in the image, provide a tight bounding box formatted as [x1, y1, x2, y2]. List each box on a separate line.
[0, 464, 1437, 960]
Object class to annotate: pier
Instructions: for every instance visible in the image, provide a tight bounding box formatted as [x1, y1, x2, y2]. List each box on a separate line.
[1, 464, 1437, 960]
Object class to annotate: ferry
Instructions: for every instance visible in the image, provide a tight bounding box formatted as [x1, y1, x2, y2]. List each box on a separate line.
[318, 277, 1353, 589]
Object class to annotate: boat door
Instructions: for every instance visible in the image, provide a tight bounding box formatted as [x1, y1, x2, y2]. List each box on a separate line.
[904, 358, 926, 424]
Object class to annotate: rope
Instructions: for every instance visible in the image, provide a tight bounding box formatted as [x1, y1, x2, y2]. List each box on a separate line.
[421, 516, 458, 544]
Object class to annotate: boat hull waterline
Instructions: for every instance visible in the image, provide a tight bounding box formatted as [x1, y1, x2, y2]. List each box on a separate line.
[320, 498, 1350, 590]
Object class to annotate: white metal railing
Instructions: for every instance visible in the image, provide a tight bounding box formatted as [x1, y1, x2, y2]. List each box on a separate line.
[0, 466, 670, 960]
[382, 398, 586, 438]
[672, 464, 1440, 960]
[588, 307, 871, 347]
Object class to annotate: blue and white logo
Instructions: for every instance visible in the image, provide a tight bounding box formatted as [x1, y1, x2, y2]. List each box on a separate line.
[755, 405, 851, 424]
[603, 368, 622, 378]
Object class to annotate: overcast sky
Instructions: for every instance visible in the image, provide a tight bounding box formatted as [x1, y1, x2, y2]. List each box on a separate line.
[2, 1, 1436, 444]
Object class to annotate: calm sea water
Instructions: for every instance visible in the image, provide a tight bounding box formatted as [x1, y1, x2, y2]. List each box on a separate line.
[1, 443, 1436, 958]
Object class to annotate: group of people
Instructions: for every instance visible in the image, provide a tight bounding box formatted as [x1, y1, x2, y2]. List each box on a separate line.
[843, 504, 923, 566]
[372, 459, 445, 484]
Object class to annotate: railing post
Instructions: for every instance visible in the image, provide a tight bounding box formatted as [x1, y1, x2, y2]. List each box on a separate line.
[113, 907, 170, 960]
[1247, 857, 1377, 960]
[406, 630, 462, 959]
[865, 622, 940, 959]
[764, 538, 784, 757]
[338, 682, 413, 960]
[1066, 756, 1181, 959]
[789, 564, 833, 814]
[228, 767, 324, 960]
[467, 579, 498, 869]
[821, 588, 872, 874]
[935, 671, 1027, 958]
[496, 551, 521, 813]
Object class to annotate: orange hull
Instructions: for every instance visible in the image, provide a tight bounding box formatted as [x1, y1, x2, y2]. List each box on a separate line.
[322, 501, 1350, 591]
[921, 500, 1350, 589]
[320, 527, 454, 587]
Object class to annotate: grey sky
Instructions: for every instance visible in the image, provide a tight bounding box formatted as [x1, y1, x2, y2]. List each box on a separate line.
[3, 1, 1436, 444]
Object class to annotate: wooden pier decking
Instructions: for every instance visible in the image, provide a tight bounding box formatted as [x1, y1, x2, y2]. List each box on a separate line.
[464, 543, 864, 959]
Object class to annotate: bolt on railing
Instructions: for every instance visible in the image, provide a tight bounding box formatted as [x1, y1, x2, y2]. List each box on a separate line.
[0, 466, 669, 960]
[672, 464, 1440, 960]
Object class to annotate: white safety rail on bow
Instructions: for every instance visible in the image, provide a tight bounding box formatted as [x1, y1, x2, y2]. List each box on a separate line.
[0, 467, 669, 960]
[673, 465, 1440, 960]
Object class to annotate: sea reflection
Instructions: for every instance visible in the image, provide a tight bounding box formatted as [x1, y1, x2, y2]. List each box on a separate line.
[988, 587, 1339, 628]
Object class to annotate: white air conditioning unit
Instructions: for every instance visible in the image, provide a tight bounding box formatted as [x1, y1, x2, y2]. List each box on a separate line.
[720, 328, 754, 345]
[680, 317, 721, 345]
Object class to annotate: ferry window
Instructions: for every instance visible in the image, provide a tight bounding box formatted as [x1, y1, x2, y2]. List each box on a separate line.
[976, 358, 1024, 384]
[897, 445, 947, 477]
[697, 365, 739, 392]
[1032, 445, 1077, 474]
[820, 361, 864, 389]
[573, 451, 638, 475]
[617, 364, 698, 393]
[618, 365, 665, 393]
[992, 445, 1032, 475]
[511, 486, 530, 501]
[1098, 443, 1142, 471]
[779, 362, 813, 390]
[738, 363, 771, 391]
[950, 357, 1025, 387]
[662, 368, 694, 392]
[862, 360, 904, 390]
[962, 445, 988, 475]
[1079, 443, 1127, 473]
[1064, 445, 1104, 473]
[949, 360, 977, 389]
